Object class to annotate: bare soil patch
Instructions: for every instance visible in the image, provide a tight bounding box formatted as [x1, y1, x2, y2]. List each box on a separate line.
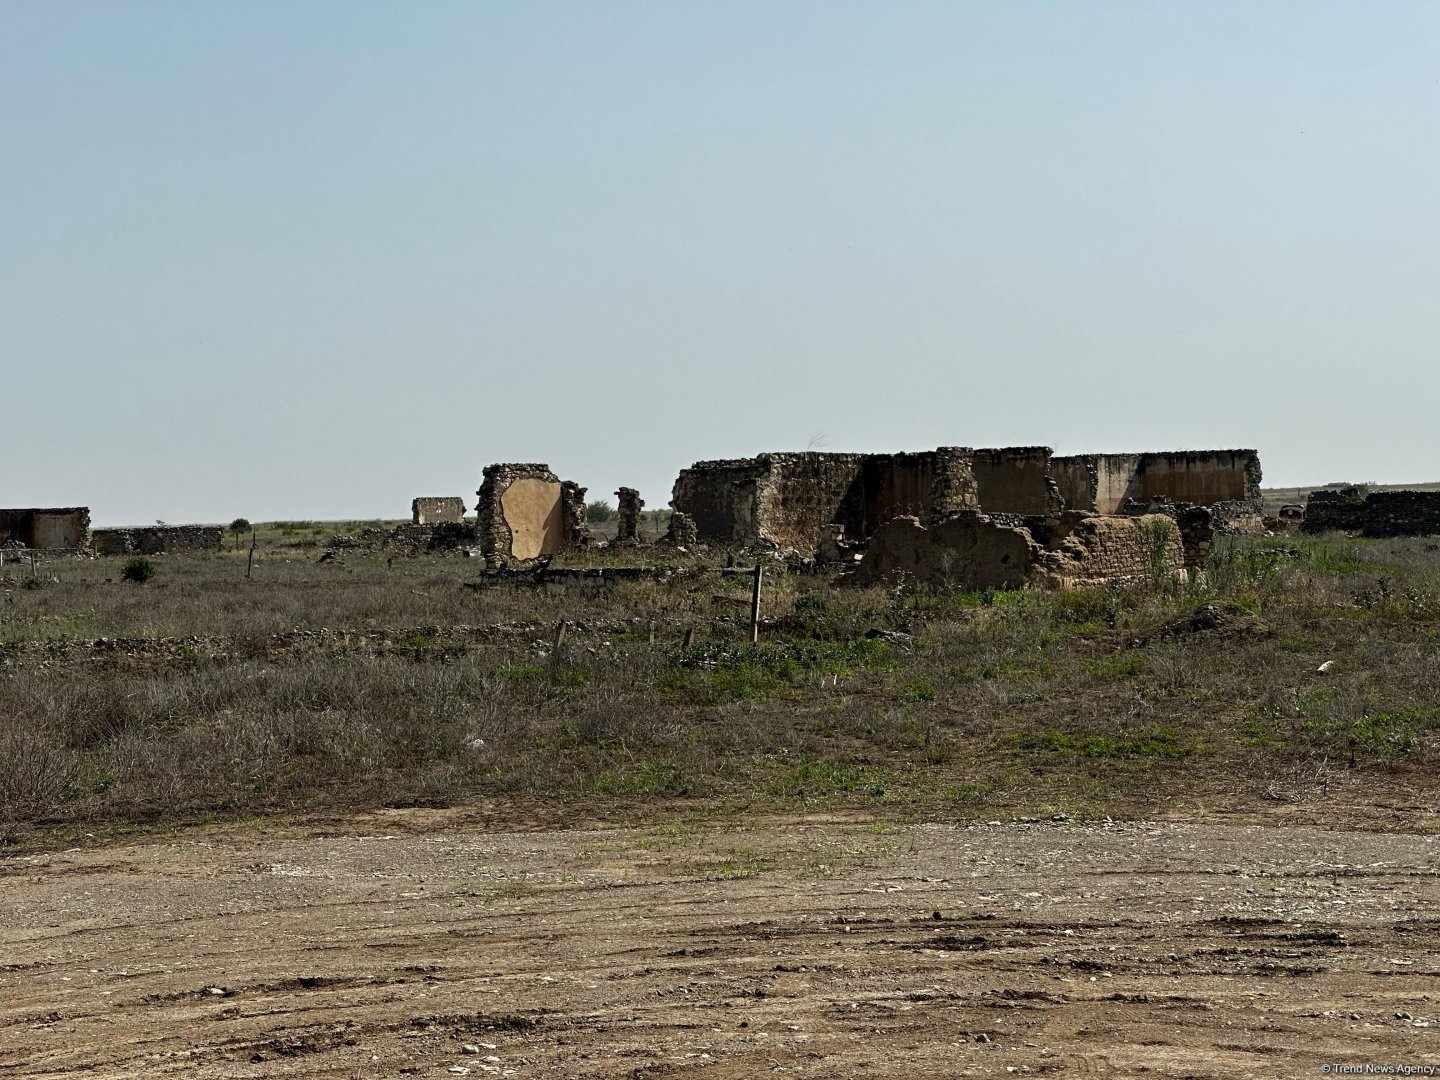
[3, 812, 1437, 1078]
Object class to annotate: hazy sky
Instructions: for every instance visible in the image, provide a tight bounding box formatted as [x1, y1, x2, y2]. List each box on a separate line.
[4, 2, 1438, 525]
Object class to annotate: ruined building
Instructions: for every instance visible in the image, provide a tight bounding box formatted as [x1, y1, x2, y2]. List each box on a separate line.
[90, 525, 224, 556]
[614, 487, 644, 544]
[0, 507, 91, 550]
[411, 497, 466, 525]
[1302, 488, 1440, 538]
[1049, 450, 1263, 532]
[476, 463, 589, 567]
[853, 511, 1188, 591]
[669, 447, 1055, 554]
[670, 446, 1261, 556]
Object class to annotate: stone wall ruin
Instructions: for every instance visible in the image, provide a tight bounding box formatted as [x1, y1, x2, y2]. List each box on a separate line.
[90, 525, 224, 556]
[411, 497, 466, 525]
[672, 445, 1256, 556]
[1050, 450, 1262, 531]
[670, 447, 1064, 555]
[852, 510, 1188, 591]
[476, 463, 589, 567]
[0, 507, 91, 550]
[1302, 488, 1440, 538]
[615, 487, 644, 544]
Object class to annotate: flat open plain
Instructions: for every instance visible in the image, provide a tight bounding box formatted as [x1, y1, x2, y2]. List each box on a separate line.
[3, 810, 1437, 1078]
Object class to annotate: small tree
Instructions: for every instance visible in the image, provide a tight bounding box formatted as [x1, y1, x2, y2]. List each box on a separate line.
[121, 557, 156, 584]
[586, 499, 615, 523]
[229, 517, 252, 551]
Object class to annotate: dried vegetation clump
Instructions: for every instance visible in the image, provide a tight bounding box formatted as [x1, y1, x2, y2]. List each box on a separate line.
[2, 531, 1440, 843]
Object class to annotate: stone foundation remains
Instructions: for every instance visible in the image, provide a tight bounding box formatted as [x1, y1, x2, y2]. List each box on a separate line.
[476, 463, 589, 567]
[0, 507, 91, 550]
[91, 525, 224, 556]
[852, 510, 1188, 591]
[1302, 488, 1440, 537]
[615, 488, 644, 544]
[411, 497, 466, 525]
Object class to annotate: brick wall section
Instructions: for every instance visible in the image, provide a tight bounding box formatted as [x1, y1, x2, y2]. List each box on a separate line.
[475, 463, 589, 566]
[0, 507, 91, 549]
[1303, 490, 1440, 537]
[615, 488, 644, 543]
[91, 525, 223, 556]
[411, 497, 466, 525]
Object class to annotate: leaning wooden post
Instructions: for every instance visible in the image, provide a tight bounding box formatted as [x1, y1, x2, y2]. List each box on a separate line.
[548, 620, 568, 684]
[246, 527, 257, 580]
[750, 564, 763, 644]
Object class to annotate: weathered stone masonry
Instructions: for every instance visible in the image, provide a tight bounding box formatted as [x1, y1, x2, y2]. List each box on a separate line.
[853, 510, 1188, 591]
[1303, 489, 1440, 538]
[476, 463, 589, 567]
[613, 487, 645, 544]
[671, 447, 1060, 554]
[0, 507, 90, 550]
[90, 525, 224, 556]
[672, 445, 1258, 556]
[1050, 450, 1263, 532]
[411, 497, 466, 525]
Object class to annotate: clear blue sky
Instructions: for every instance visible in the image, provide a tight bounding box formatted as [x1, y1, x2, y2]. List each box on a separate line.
[4, 2, 1437, 524]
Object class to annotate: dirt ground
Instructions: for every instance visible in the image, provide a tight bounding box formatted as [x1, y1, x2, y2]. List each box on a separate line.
[2, 811, 1437, 1078]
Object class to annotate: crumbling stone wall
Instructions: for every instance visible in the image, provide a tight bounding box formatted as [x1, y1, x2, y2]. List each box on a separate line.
[970, 446, 1062, 515]
[1051, 451, 1261, 515]
[661, 511, 698, 547]
[411, 497, 466, 525]
[852, 512, 1035, 590]
[615, 487, 644, 543]
[853, 510, 1187, 591]
[1035, 513, 1186, 587]
[0, 507, 91, 550]
[1303, 489, 1440, 537]
[674, 445, 1262, 555]
[476, 463, 589, 566]
[670, 447, 986, 554]
[91, 525, 223, 556]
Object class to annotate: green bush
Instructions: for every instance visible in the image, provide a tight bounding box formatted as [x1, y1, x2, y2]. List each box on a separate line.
[120, 557, 156, 585]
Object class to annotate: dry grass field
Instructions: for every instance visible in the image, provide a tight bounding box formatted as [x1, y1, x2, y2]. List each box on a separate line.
[3, 525, 1439, 1076]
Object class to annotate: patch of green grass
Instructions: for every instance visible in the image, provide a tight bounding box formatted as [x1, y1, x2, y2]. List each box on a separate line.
[766, 759, 888, 799]
[1083, 650, 1149, 682]
[1303, 705, 1440, 757]
[595, 758, 693, 797]
[664, 638, 895, 703]
[1017, 727, 1189, 759]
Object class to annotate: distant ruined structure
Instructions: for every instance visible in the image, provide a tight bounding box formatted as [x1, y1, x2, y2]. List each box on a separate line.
[1050, 450, 1264, 532]
[90, 525, 224, 556]
[476, 463, 589, 567]
[853, 510, 1188, 591]
[1302, 487, 1440, 538]
[0, 507, 90, 550]
[614, 487, 644, 544]
[411, 497, 466, 525]
[670, 446, 1261, 558]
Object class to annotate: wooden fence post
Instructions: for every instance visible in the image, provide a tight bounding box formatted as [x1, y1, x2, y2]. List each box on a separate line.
[548, 620, 568, 684]
[750, 564, 763, 644]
